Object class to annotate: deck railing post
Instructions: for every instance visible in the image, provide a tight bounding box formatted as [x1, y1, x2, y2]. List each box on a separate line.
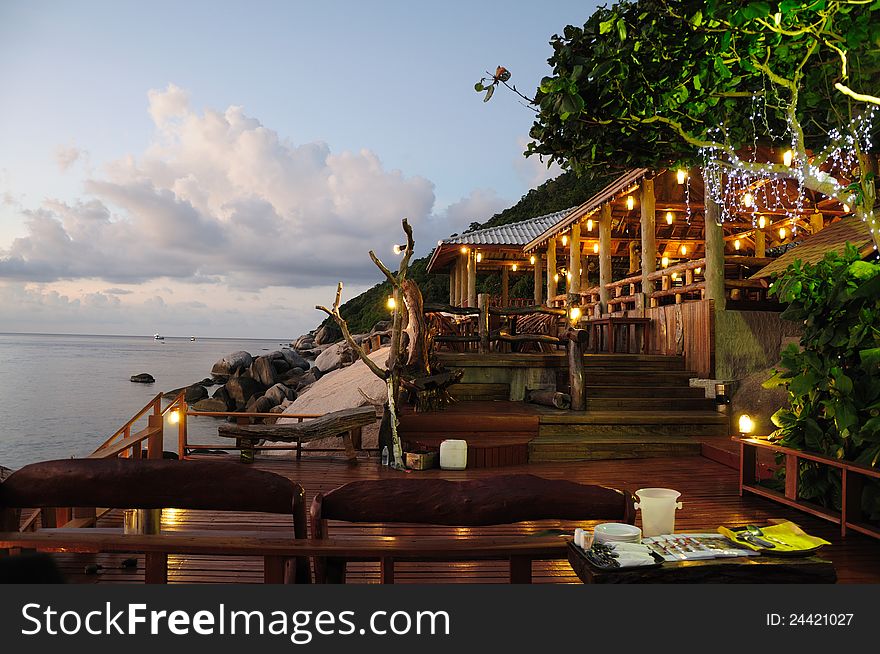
[567, 328, 588, 411]
[147, 414, 163, 459]
[178, 392, 188, 459]
[478, 293, 490, 354]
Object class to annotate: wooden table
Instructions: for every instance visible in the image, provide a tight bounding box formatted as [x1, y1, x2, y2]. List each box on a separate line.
[567, 542, 836, 583]
[584, 316, 651, 354]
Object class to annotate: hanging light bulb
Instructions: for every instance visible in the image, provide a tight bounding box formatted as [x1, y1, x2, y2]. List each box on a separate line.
[386, 296, 396, 311]
[476, 251, 482, 263]
[779, 227, 787, 239]
[566, 271, 572, 281]
[569, 306, 582, 324]
[553, 273, 559, 283]
[676, 169, 687, 185]
[586, 218, 594, 231]
[680, 244, 687, 256]
[561, 234, 568, 247]
[626, 196, 635, 211]
[695, 267, 702, 275]
[511, 263, 518, 272]
[758, 215, 766, 229]
[529, 255, 536, 265]
[593, 243, 599, 254]
[783, 150, 793, 167]
[666, 211, 673, 225]
[671, 272, 678, 281]
[843, 203, 850, 213]
[393, 244, 403, 255]
[460, 246, 468, 254]
[661, 256, 669, 268]
[734, 239, 741, 251]
[742, 192, 754, 208]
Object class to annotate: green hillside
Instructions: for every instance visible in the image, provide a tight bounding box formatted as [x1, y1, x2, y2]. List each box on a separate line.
[323, 169, 617, 334]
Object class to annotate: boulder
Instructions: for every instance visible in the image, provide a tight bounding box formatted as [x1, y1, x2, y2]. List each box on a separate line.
[225, 376, 267, 410]
[184, 384, 209, 403]
[210, 351, 253, 376]
[191, 398, 228, 412]
[271, 358, 291, 374]
[264, 383, 296, 406]
[314, 322, 341, 345]
[130, 373, 155, 384]
[277, 368, 305, 387]
[245, 395, 275, 414]
[197, 377, 216, 387]
[314, 341, 354, 373]
[0, 465, 12, 482]
[212, 385, 234, 410]
[250, 355, 277, 386]
[263, 405, 286, 424]
[279, 348, 310, 370]
[371, 320, 391, 333]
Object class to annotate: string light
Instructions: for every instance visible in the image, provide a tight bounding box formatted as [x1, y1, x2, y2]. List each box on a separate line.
[626, 196, 635, 211]
[666, 211, 674, 225]
[586, 219, 594, 231]
[734, 239, 741, 251]
[677, 169, 687, 184]
[593, 243, 599, 254]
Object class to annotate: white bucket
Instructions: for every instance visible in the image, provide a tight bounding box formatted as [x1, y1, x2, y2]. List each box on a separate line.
[634, 488, 682, 537]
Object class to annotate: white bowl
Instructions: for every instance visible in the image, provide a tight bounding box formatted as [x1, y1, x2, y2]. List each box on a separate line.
[593, 522, 642, 544]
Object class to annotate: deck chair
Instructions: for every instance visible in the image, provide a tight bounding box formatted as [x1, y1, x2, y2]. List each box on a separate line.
[309, 474, 635, 583]
[0, 458, 310, 583]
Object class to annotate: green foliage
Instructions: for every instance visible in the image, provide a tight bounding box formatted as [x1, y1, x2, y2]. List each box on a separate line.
[524, 0, 880, 172]
[763, 245, 880, 518]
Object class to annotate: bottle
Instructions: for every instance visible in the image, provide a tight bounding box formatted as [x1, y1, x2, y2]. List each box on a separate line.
[381, 446, 389, 466]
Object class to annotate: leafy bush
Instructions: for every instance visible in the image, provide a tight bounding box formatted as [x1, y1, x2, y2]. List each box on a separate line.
[764, 245, 880, 518]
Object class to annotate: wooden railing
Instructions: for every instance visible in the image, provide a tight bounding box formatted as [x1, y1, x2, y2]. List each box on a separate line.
[605, 274, 642, 312]
[646, 256, 774, 307]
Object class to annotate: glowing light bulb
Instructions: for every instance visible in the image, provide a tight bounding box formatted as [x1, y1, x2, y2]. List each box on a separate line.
[676, 169, 687, 185]
[680, 244, 687, 256]
[734, 239, 741, 251]
[779, 227, 787, 239]
[695, 267, 701, 275]
[843, 204, 850, 213]
[168, 410, 180, 425]
[593, 243, 599, 254]
[783, 150, 793, 167]
[738, 414, 754, 435]
[476, 252, 482, 263]
[553, 274, 559, 283]
[666, 211, 673, 225]
[566, 271, 572, 281]
[586, 219, 594, 231]
[511, 264, 518, 272]
[386, 296, 396, 310]
[393, 244, 402, 255]
[742, 192, 754, 208]
[460, 246, 468, 254]
[561, 235, 568, 246]
[529, 255, 536, 265]
[661, 256, 669, 268]
[626, 196, 635, 211]
[758, 215, 766, 229]
[671, 272, 678, 281]
[569, 306, 582, 324]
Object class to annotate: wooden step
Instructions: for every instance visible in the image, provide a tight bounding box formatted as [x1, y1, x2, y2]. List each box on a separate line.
[584, 397, 715, 411]
[529, 435, 701, 462]
[537, 410, 727, 425]
[448, 383, 509, 401]
[585, 385, 706, 399]
[436, 353, 686, 370]
[584, 371, 695, 386]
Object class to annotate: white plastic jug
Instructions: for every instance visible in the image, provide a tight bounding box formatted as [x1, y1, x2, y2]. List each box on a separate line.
[634, 488, 682, 537]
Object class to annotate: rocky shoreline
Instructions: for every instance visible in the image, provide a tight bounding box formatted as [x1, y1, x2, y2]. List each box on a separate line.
[141, 319, 393, 422]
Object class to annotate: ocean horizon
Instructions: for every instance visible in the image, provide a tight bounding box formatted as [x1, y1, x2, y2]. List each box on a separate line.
[0, 332, 291, 469]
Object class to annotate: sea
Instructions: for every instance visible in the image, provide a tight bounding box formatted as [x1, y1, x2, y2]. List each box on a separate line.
[0, 332, 291, 469]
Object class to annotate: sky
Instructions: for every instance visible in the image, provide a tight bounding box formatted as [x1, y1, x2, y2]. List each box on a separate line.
[0, 0, 601, 338]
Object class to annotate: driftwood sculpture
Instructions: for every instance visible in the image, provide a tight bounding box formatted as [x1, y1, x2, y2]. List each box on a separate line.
[317, 219, 461, 469]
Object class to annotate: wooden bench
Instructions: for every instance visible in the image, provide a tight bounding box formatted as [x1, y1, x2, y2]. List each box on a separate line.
[0, 458, 310, 583]
[310, 474, 635, 583]
[217, 406, 377, 464]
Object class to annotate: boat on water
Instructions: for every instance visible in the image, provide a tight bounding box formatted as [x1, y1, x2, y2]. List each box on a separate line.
[154, 333, 164, 340]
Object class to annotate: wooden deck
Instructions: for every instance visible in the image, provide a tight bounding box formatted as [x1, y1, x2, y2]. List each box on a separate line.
[45, 452, 880, 584]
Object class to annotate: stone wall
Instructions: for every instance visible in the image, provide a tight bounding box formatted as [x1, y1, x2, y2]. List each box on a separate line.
[714, 309, 801, 380]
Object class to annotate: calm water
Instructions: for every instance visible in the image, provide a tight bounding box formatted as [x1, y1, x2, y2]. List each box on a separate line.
[0, 333, 289, 469]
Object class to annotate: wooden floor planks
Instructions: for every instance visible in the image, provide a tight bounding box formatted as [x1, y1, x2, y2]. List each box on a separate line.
[48, 452, 880, 584]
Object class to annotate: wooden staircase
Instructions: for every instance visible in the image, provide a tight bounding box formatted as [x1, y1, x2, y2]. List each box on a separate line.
[528, 354, 727, 462]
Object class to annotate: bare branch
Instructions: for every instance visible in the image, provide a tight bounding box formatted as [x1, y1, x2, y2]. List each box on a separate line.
[369, 251, 397, 285]
[316, 282, 388, 381]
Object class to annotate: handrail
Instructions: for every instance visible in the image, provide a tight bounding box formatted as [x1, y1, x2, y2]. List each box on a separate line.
[94, 393, 162, 452]
[605, 274, 641, 290]
[647, 258, 706, 281]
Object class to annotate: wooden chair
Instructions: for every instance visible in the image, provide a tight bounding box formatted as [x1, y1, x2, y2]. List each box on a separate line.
[309, 474, 635, 583]
[0, 458, 310, 583]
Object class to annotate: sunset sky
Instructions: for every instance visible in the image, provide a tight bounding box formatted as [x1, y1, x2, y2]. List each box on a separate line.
[0, 0, 599, 338]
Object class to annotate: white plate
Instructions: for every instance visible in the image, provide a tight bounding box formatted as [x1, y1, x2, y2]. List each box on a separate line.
[594, 523, 642, 543]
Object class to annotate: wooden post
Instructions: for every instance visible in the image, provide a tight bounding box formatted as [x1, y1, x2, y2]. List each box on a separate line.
[477, 293, 490, 353]
[628, 241, 640, 274]
[599, 203, 612, 313]
[467, 250, 477, 308]
[533, 255, 543, 305]
[755, 229, 766, 258]
[810, 212, 824, 234]
[178, 396, 187, 459]
[640, 178, 656, 297]
[147, 414, 163, 459]
[449, 265, 457, 305]
[546, 239, 556, 306]
[458, 254, 467, 307]
[567, 328, 588, 411]
[568, 222, 581, 300]
[501, 265, 509, 308]
[704, 181, 727, 309]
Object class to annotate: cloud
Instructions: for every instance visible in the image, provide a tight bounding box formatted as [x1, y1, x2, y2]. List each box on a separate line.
[55, 145, 83, 172]
[103, 287, 133, 295]
[0, 84, 455, 289]
[513, 136, 562, 187]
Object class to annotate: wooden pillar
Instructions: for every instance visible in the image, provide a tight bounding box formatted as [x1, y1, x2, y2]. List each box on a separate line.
[628, 241, 639, 275]
[567, 329, 588, 411]
[568, 222, 581, 300]
[599, 203, 612, 313]
[810, 212, 824, 234]
[449, 264, 457, 305]
[546, 239, 557, 306]
[704, 184, 727, 309]
[501, 265, 509, 308]
[640, 178, 656, 298]
[477, 293, 490, 354]
[754, 229, 766, 258]
[533, 255, 542, 305]
[467, 250, 477, 308]
[458, 255, 467, 307]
